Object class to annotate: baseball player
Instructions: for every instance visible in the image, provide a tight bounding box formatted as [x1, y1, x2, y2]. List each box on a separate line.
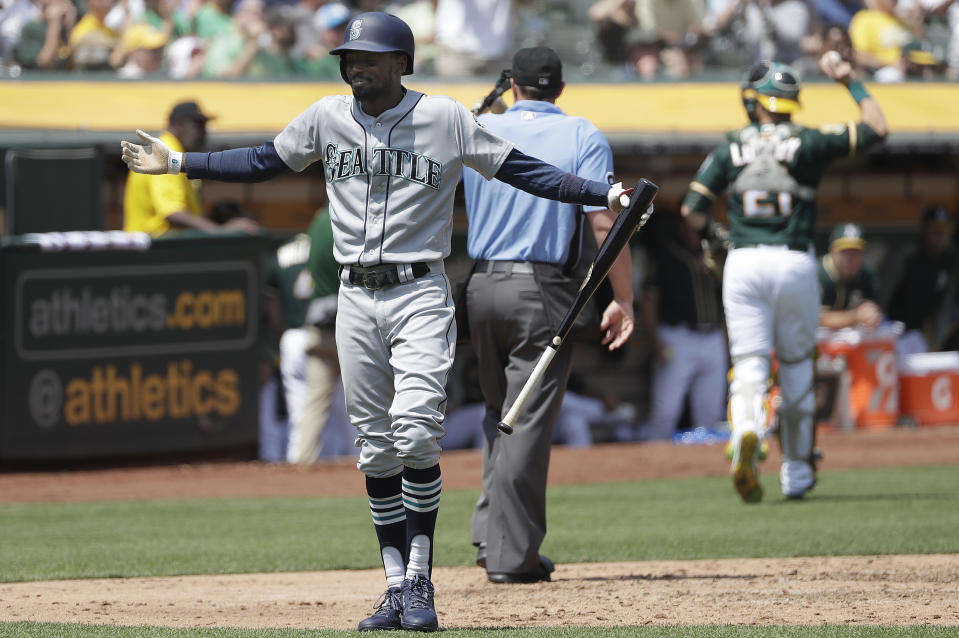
[121, 11, 633, 632]
[818, 222, 882, 332]
[681, 54, 889, 502]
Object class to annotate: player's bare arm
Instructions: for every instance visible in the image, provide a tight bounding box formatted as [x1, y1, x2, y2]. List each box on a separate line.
[588, 208, 635, 350]
[819, 50, 889, 139]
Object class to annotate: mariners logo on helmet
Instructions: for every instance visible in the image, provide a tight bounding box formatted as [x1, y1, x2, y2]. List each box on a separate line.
[742, 61, 802, 115]
[349, 20, 363, 41]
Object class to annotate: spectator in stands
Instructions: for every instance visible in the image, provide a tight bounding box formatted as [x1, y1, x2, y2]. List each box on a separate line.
[818, 222, 883, 331]
[887, 205, 956, 358]
[122, 101, 260, 235]
[202, 0, 300, 78]
[68, 0, 119, 69]
[192, 0, 234, 38]
[291, 0, 348, 77]
[701, 0, 752, 68]
[1, 0, 39, 67]
[389, 0, 436, 74]
[588, 0, 640, 69]
[905, 0, 959, 78]
[638, 209, 726, 441]
[165, 32, 205, 77]
[433, 0, 528, 78]
[849, 0, 926, 80]
[712, 0, 813, 67]
[900, 37, 949, 77]
[10, 0, 75, 69]
[813, 0, 863, 28]
[115, 22, 168, 77]
[632, 0, 707, 80]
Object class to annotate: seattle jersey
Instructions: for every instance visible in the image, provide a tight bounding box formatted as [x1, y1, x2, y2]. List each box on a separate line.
[683, 121, 883, 249]
[273, 89, 513, 266]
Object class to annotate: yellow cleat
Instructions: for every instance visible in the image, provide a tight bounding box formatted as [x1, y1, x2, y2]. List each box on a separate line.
[725, 438, 768, 461]
[731, 431, 763, 503]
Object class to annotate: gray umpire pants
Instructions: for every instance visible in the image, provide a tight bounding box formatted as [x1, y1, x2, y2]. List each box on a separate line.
[466, 266, 572, 574]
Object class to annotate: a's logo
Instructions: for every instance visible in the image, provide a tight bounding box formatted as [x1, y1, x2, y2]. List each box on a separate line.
[29, 369, 63, 429]
[349, 19, 363, 41]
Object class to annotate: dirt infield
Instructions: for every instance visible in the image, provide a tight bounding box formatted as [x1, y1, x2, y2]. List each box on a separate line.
[2, 425, 959, 629]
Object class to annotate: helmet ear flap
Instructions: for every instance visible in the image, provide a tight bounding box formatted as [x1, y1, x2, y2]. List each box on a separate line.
[742, 88, 759, 123]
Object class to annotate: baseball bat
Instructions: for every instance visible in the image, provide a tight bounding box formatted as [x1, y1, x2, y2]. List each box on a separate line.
[472, 69, 513, 116]
[496, 178, 659, 435]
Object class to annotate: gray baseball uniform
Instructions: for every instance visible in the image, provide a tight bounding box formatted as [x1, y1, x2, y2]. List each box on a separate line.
[274, 90, 513, 477]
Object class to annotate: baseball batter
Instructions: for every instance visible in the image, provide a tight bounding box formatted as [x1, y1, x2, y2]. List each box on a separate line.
[681, 54, 889, 502]
[121, 11, 632, 632]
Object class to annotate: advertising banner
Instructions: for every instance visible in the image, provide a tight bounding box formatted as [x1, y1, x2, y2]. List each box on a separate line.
[1, 233, 265, 461]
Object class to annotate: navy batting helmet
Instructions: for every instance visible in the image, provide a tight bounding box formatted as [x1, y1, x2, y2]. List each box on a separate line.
[330, 12, 415, 82]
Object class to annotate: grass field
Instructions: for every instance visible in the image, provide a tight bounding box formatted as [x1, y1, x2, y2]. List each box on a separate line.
[2, 464, 958, 637]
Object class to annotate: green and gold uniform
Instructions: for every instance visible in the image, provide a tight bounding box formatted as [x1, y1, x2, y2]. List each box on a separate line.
[683, 115, 884, 502]
[818, 253, 879, 312]
[683, 121, 883, 249]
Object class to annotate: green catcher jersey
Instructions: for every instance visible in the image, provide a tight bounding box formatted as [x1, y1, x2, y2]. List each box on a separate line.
[683, 121, 883, 249]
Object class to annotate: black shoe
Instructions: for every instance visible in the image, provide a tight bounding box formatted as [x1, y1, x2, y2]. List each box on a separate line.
[487, 555, 555, 584]
[400, 573, 438, 632]
[358, 585, 403, 631]
[475, 542, 487, 568]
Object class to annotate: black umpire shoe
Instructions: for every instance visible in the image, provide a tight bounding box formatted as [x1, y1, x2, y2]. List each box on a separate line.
[487, 555, 555, 584]
[358, 585, 403, 631]
[400, 573, 438, 632]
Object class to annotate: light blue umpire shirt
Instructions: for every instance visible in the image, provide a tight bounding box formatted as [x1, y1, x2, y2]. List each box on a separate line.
[462, 100, 615, 263]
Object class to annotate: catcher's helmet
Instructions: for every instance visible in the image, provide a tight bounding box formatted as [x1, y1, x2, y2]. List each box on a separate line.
[741, 60, 801, 120]
[330, 11, 415, 82]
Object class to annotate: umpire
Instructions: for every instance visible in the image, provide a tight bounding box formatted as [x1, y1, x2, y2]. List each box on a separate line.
[461, 47, 635, 583]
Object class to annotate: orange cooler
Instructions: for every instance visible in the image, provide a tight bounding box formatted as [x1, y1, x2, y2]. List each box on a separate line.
[898, 352, 959, 427]
[817, 328, 899, 429]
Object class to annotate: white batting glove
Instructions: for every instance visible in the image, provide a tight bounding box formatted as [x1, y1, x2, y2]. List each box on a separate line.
[607, 182, 634, 213]
[121, 129, 183, 175]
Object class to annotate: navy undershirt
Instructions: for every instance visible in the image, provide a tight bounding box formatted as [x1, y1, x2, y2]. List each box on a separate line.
[183, 145, 609, 208]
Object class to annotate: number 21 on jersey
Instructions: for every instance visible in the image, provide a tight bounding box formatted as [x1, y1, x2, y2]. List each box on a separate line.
[743, 190, 793, 218]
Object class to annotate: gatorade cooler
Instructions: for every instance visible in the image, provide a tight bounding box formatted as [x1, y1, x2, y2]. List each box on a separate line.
[817, 327, 900, 429]
[898, 351, 959, 427]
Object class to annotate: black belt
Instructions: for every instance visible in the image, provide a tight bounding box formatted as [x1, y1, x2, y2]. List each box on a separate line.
[341, 263, 430, 290]
[475, 260, 536, 275]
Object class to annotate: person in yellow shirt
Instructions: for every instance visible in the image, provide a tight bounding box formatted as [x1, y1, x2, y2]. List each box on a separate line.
[849, 0, 918, 76]
[123, 101, 260, 236]
[68, 0, 118, 69]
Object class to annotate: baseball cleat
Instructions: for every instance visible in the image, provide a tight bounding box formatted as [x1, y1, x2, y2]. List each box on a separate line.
[400, 573, 438, 632]
[358, 585, 403, 631]
[781, 457, 818, 500]
[731, 430, 763, 503]
[725, 438, 768, 462]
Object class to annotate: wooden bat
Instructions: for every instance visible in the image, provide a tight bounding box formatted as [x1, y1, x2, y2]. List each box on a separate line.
[497, 178, 659, 435]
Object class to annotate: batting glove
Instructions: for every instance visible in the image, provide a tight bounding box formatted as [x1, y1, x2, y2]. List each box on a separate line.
[607, 182, 634, 213]
[121, 130, 183, 175]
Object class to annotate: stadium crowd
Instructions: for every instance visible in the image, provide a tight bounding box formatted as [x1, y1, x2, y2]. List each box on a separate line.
[0, 0, 956, 81]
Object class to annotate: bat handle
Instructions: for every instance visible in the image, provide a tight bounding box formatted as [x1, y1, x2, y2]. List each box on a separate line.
[496, 342, 560, 434]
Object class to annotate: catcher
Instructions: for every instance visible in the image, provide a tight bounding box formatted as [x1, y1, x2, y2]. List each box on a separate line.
[681, 53, 889, 502]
